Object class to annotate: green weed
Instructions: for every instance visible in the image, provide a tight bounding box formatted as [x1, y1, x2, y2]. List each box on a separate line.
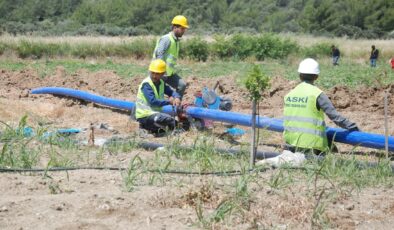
[123, 155, 144, 192]
[266, 168, 294, 191]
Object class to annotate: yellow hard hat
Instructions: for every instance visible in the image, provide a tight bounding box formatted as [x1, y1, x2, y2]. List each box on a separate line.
[171, 15, 189, 28]
[149, 59, 166, 73]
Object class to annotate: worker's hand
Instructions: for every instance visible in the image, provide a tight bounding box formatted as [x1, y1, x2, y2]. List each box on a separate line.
[173, 98, 181, 107]
[169, 97, 174, 105]
[169, 97, 181, 106]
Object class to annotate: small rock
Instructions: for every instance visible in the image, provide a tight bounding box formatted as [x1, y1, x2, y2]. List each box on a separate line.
[346, 204, 355, 211]
[19, 89, 29, 98]
[0, 206, 8, 212]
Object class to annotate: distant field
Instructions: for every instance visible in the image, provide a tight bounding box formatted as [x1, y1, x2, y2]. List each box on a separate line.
[0, 35, 393, 89]
[0, 56, 392, 89]
[0, 34, 393, 60]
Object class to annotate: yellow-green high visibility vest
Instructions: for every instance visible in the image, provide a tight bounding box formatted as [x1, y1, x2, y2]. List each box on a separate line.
[135, 77, 165, 119]
[153, 33, 179, 76]
[283, 82, 328, 152]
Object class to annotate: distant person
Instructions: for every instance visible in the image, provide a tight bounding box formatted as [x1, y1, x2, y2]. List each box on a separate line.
[331, 45, 340, 66]
[135, 59, 181, 136]
[152, 15, 189, 99]
[391, 57, 394, 69]
[370, 45, 379, 67]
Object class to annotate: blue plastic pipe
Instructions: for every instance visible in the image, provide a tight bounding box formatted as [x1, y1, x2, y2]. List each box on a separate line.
[31, 87, 394, 151]
[31, 87, 133, 110]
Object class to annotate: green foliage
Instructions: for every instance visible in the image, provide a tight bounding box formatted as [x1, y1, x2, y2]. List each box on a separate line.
[123, 155, 145, 192]
[244, 65, 270, 101]
[10, 38, 155, 59]
[16, 40, 67, 59]
[1, 0, 392, 37]
[228, 34, 255, 60]
[210, 35, 233, 59]
[302, 42, 332, 58]
[0, 116, 39, 168]
[183, 37, 209, 61]
[0, 42, 7, 55]
[210, 34, 298, 61]
[1, 34, 300, 60]
[254, 34, 299, 60]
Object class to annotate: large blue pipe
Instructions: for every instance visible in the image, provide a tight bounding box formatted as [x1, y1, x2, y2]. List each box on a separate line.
[31, 87, 394, 151]
[31, 87, 134, 110]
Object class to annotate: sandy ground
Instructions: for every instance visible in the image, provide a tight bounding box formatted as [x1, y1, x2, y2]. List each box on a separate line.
[0, 67, 394, 229]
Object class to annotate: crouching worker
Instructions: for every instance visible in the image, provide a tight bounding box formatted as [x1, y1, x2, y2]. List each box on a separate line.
[257, 58, 359, 167]
[136, 59, 181, 135]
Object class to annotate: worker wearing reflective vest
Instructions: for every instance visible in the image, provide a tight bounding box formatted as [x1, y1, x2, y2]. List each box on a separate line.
[283, 58, 359, 154]
[136, 59, 181, 135]
[152, 15, 189, 99]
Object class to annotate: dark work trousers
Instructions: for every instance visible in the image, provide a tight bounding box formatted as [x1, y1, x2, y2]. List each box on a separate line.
[137, 113, 176, 134]
[162, 74, 187, 99]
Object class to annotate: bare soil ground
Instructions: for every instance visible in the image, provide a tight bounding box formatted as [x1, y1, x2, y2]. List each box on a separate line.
[0, 67, 393, 229]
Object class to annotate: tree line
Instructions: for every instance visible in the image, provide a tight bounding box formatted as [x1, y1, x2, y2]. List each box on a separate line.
[0, 0, 393, 38]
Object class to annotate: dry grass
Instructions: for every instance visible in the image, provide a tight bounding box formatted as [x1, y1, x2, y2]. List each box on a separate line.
[284, 34, 394, 58]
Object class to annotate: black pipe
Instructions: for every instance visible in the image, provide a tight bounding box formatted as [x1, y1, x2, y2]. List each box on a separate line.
[135, 141, 280, 159]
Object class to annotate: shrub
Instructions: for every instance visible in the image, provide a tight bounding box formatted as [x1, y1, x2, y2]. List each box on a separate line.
[228, 34, 256, 60]
[16, 40, 65, 59]
[0, 42, 7, 55]
[254, 33, 298, 60]
[127, 38, 155, 59]
[302, 42, 332, 58]
[210, 35, 235, 59]
[183, 37, 209, 61]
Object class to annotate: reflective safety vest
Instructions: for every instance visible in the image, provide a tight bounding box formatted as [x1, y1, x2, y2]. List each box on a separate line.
[283, 82, 328, 152]
[153, 33, 179, 76]
[135, 77, 165, 119]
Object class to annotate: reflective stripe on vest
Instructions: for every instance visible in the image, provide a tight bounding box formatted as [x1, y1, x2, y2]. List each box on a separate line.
[284, 126, 325, 138]
[153, 33, 179, 76]
[135, 77, 165, 119]
[283, 82, 328, 151]
[283, 116, 326, 127]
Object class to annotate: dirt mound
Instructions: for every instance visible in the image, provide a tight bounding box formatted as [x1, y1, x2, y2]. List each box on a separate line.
[1, 66, 394, 135]
[328, 84, 394, 116]
[1, 66, 392, 117]
[0, 67, 142, 101]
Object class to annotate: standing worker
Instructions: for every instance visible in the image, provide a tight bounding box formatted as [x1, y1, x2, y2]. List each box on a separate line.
[331, 45, 340, 66]
[152, 15, 189, 99]
[136, 59, 181, 136]
[282, 58, 359, 155]
[370, 45, 379, 67]
[390, 57, 394, 69]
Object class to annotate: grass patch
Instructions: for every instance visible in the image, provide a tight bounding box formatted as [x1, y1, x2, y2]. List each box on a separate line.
[0, 116, 392, 228]
[0, 58, 147, 78]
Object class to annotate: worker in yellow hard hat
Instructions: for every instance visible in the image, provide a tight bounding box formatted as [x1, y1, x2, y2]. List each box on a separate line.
[152, 15, 189, 99]
[135, 59, 181, 135]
